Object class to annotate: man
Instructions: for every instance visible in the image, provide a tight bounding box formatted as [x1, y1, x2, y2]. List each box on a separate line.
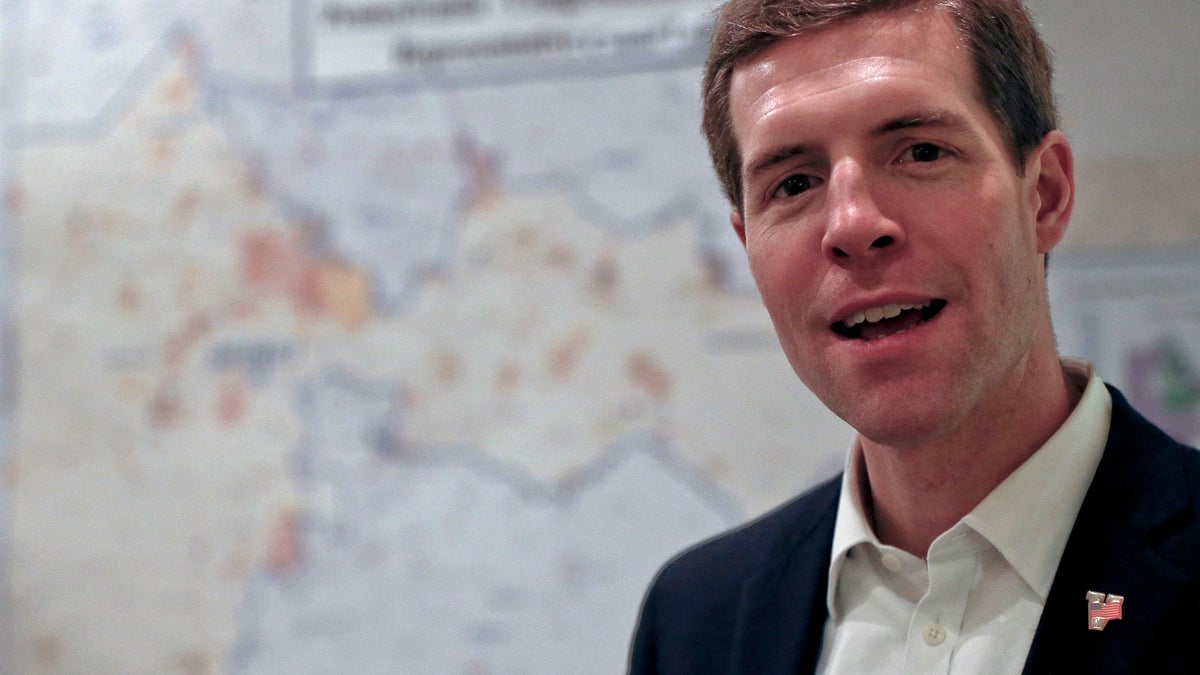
[630, 0, 1200, 673]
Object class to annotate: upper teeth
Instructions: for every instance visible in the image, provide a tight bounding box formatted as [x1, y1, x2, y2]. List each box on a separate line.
[843, 301, 931, 329]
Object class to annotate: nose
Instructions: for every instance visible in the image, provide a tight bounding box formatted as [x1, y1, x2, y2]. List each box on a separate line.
[821, 160, 905, 262]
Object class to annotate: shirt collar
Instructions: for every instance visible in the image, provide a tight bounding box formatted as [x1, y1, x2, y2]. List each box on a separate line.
[825, 435, 880, 619]
[962, 358, 1111, 599]
[825, 359, 1112, 616]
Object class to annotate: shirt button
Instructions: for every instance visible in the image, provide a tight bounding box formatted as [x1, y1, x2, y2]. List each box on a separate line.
[924, 622, 947, 646]
[880, 552, 903, 572]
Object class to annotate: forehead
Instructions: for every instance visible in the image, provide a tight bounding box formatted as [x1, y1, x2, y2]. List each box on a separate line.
[729, 8, 982, 145]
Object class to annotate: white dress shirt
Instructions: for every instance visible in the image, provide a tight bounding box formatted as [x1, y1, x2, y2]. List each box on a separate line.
[814, 359, 1113, 674]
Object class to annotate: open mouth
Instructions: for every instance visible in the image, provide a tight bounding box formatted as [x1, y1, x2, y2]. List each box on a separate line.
[832, 299, 946, 340]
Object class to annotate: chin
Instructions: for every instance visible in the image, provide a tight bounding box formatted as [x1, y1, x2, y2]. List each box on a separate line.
[830, 390, 966, 449]
[853, 418, 953, 449]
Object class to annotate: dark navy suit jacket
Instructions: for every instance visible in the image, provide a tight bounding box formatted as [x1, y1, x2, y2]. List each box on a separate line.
[630, 387, 1200, 673]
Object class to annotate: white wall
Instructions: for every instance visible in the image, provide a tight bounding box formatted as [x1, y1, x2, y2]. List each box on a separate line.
[1028, 0, 1200, 250]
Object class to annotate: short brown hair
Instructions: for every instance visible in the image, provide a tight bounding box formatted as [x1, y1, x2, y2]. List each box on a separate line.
[702, 0, 1058, 212]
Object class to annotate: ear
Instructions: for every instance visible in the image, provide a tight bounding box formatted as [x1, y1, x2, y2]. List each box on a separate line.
[731, 209, 747, 248]
[1026, 130, 1075, 254]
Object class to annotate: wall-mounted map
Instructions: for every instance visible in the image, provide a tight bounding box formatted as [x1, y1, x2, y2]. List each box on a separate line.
[0, 2, 850, 673]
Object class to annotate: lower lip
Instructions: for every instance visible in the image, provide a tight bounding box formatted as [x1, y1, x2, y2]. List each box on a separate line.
[834, 309, 944, 357]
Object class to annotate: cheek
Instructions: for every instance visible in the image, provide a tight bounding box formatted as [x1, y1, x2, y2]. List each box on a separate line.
[748, 236, 817, 308]
[747, 245, 824, 361]
[747, 219, 820, 274]
[967, 209, 1043, 328]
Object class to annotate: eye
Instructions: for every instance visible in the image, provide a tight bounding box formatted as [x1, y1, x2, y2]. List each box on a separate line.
[905, 143, 944, 163]
[774, 174, 814, 198]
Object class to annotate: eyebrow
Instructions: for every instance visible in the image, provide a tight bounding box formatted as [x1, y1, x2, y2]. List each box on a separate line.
[744, 144, 813, 188]
[875, 109, 981, 139]
[742, 109, 983, 185]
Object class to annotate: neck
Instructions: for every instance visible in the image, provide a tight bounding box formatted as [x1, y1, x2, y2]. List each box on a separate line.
[860, 355, 1082, 558]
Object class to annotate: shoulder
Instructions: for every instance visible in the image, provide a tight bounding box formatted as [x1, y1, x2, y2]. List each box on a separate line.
[1092, 384, 1200, 558]
[629, 475, 841, 672]
[644, 474, 841, 612]
[1104, 384, 1200, 489]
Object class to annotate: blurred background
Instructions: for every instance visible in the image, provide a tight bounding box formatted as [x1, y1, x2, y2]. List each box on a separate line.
[0, 0, 1197, 673]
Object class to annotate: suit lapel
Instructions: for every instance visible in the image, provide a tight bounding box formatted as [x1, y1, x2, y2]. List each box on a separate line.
[729, 481, 838, 674]
[1022, 514, 1190, 673]
[1023, 386, 1196, 674]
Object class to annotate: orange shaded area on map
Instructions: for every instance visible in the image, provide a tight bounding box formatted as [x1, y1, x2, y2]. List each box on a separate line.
[240, 229, 373, 329]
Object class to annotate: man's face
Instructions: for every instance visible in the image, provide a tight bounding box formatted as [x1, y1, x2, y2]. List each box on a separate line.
[728, 8, 1069, 447]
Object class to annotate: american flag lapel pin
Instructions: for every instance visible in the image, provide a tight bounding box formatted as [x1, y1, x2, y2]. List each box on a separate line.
[1086, 591, 1124, 631]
